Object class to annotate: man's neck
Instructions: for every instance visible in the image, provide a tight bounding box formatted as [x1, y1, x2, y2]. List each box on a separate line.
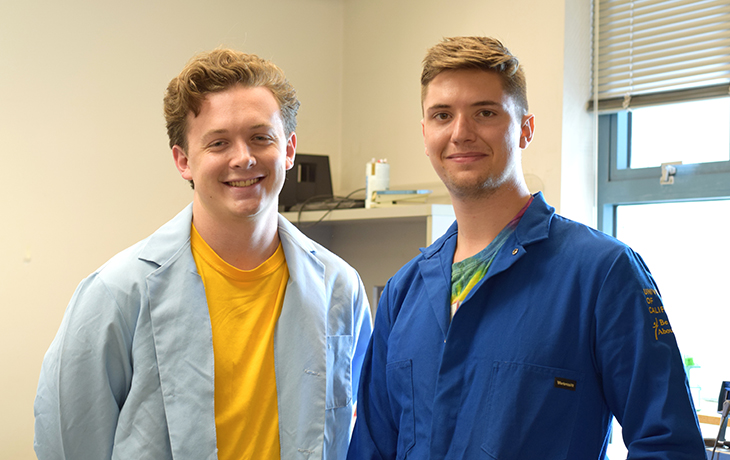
[191, 204, 280, 271]
[451, 186, 532, 264]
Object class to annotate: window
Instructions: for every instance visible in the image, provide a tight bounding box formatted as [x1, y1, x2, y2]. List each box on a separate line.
[598, 107, 730, 414]
[594, 0, 730, 454]
[630, 98, 730, 168]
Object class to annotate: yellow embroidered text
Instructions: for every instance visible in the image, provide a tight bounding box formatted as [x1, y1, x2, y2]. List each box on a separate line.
[653, 317, 673, 340]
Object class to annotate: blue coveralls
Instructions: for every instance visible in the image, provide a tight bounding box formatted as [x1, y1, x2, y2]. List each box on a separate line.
[349, 192, 705, 460]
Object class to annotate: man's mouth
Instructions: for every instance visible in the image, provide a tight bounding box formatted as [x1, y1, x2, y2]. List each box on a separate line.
[227, 178, 261, 187]
[447, 151, 487, 161]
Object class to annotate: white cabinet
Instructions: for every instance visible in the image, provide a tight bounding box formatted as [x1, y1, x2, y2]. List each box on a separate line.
[282, 204, 455, 313]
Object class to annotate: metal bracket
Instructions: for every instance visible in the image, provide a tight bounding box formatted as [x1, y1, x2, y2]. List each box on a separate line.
[660, 161, 682, 185]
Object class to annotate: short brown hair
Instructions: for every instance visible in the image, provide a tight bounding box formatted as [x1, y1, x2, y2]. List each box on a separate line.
[421, 37, 528, 115]
[163, 48, 300, 150]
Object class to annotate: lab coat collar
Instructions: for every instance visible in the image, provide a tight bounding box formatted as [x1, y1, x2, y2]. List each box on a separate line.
[513, 192, 553, 247]
[137, 203, 195, 268]
[419, 192, 554, 260]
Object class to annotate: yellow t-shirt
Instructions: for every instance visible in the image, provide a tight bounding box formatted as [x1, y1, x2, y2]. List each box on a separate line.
[191, 224, 288, 460]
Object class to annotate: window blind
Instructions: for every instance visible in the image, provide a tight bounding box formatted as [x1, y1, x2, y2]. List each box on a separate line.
[591, 0, 730, 112]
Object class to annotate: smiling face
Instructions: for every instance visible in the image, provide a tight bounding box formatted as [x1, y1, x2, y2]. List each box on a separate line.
[173, 84, 296, 227]
[421, 69, 534, 202]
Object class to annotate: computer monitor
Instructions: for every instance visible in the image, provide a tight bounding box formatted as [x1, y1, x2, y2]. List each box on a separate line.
[279, 154, 333, 211]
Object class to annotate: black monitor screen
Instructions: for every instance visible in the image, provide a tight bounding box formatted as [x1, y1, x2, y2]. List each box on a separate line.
[279, 154, 333, 211]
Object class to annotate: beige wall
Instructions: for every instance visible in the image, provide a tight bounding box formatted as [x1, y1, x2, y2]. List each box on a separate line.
[0, 0, 591, 457]
[0, 1, 345, 457]
[561, 0, 596, 224]
[340, 0, 573, 210]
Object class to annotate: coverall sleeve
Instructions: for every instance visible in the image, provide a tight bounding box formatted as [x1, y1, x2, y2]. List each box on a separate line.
[34, 274, 134, 460]
[594, 248, 706, 459]
[347, 281, 399, 460]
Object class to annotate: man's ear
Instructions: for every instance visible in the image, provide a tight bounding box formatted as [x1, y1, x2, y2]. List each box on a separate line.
[285, 132, 297, 170]
[520, 114, 535, 149]
[172, 145, 193, 181]
[421, 119, 429, 157]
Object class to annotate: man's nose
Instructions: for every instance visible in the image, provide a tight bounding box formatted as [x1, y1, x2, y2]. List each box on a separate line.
[451, 114, 476, 143]
[231, 142, 256, 168]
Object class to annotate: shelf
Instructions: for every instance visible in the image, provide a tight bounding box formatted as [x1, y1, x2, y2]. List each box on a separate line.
[282, 203, 454, 224]
[700, 414, 730, 427]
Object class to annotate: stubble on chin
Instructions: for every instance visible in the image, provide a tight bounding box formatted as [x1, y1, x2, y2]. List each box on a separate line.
[445, 178, 499, 201]
[446, 154, 526, 200]
[439, 165, 504, 200]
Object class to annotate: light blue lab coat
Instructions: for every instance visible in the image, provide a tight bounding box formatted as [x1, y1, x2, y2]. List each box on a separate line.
[34, 204, 372, 460]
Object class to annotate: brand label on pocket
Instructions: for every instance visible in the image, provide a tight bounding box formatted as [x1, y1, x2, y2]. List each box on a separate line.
[554, 377, 577, 391]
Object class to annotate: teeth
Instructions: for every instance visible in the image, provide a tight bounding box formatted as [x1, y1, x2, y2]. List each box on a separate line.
[229, 178, 260, 187]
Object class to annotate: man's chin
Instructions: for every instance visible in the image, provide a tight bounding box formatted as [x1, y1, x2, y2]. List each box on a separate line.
[444, 176, 501, 200]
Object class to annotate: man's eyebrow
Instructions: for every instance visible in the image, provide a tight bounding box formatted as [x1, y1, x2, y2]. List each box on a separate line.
[199, 128, 229, 143]
[425, 100, 502, 112]
[201, 123, 276, 138]
[426, 103, 451, 111]
[203, 128, 229, 137]
[471, 100, 501, 107]
[249, 123, 275, 131]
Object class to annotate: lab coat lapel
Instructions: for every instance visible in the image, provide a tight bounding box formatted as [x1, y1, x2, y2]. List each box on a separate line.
[147, 256, 217, 458]
[275, 216, 327, 458]
[457, 193, 552, 307]
[142, 206, 218, 459]
[418, 231, 456, 338]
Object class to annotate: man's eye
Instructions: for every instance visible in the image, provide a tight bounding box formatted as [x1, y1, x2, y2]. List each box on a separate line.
[434, 113, 450, 120]
[478, 110, 495, 117]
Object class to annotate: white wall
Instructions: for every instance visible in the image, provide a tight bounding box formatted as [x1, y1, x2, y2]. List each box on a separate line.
[0, 0, 592, 457]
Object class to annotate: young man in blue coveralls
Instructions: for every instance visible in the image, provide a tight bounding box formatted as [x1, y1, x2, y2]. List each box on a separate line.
[347, 36, 706, 459]
[34, 49, 371, 460]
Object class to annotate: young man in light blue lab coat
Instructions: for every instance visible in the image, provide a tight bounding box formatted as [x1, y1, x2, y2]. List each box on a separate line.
[34, 49, 371, 460]
[348, 36, 706, 459]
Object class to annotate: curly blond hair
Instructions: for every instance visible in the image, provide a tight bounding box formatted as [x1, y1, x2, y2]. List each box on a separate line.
[163, 48, 300, 150]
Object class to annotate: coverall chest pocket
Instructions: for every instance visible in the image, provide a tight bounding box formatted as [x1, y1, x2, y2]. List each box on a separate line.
[481, 361, 582, 459]
[326, 335, 353, 409]
[385, 359, 415, 459]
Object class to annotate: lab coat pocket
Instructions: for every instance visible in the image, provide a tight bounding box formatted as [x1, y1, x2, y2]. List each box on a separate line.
[385, 359, 415, 459]
[326, 335, 353, 409]
[481, 361, 582, 460]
